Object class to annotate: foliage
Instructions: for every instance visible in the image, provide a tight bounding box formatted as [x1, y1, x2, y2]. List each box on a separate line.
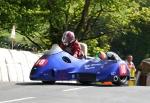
[85, 35, 110, 56]
[0, 0, 150, 65]
[111, 6, 150, 64]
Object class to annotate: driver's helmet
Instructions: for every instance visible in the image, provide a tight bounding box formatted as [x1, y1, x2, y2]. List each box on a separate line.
[62, 31, 75, 45]
[99, 51, 107, 60]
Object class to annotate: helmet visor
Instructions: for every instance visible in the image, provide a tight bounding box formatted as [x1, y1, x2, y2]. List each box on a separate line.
[62, 33, 68, 45]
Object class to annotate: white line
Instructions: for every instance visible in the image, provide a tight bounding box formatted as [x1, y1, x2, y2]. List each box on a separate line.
[63, 87, 89, 92]
[0, 97, 36, 103]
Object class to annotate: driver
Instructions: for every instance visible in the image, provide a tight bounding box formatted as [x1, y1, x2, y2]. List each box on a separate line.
[60, 31, 84, 59]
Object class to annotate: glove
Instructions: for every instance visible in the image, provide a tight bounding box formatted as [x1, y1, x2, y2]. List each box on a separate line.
[73, 53, 78, 58]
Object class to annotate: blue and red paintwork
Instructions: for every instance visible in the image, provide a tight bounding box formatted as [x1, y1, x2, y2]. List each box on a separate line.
[30, 44, 130, 85]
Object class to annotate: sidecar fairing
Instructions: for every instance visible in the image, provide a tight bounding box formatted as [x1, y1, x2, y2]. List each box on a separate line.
[77, 58, 130, 85]
[30, 44, 130, 85]
[30, 44, 88, 83]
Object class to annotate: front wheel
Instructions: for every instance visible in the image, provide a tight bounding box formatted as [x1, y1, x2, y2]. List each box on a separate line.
[42, 81, 55, 84]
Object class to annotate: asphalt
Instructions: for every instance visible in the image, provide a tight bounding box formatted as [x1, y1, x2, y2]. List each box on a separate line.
[0, 82, 150, 103]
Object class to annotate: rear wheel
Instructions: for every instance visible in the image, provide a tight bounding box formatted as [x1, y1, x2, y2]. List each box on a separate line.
[112, 76, 128, 86]
[42, 81, 55, 84]
[120, 76, 128, 85]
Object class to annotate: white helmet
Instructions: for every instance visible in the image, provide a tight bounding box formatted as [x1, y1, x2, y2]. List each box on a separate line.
[62, 31, 75, 45]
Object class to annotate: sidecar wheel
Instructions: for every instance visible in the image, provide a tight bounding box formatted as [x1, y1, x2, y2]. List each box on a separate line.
[78, 81, 93, 85]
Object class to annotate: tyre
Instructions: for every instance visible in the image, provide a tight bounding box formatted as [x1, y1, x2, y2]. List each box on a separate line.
[112, 76, 128, 86]
[120, 76, 128, 85]
[42, 81, 55, 84]
[78, 81, 93, 85]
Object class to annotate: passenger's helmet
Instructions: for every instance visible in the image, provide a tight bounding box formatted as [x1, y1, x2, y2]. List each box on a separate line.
[99, 51, 107, 60]
[62, 31, 75, 45]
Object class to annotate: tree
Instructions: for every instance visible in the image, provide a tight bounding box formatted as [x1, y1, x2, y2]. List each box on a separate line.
[0, 0, 149, 65]
[111, 6, 150, 65]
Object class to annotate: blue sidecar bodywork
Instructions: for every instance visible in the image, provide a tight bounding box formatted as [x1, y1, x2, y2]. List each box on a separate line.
[30, 44, 130, 85]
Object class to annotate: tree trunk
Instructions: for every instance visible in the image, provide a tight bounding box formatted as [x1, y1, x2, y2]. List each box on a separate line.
[25, 35, 42, 49]
[74, 0, 90, 40]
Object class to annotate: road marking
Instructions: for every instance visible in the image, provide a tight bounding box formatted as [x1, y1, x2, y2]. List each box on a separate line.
[63, 87, 89, 92]
[0, 97, 35, 103]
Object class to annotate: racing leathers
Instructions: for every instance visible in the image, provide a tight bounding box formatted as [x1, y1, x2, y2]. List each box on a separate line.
[60, 40, 84, 59]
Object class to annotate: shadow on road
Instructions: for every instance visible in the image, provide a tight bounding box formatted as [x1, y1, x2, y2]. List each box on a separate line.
[16, 82, 119, 87]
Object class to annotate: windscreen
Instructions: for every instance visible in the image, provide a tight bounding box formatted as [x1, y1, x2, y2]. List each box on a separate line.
[106, 51, 122, 61]
[44, 44, 63, 55]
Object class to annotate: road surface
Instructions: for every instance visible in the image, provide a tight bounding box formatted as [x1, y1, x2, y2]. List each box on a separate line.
[0, 82, 150, 103]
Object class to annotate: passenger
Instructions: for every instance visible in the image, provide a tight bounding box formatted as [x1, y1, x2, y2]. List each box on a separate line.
[60, 31, 84, 59]
[99, 51, 121, 61]
[99, 51, 107, 60]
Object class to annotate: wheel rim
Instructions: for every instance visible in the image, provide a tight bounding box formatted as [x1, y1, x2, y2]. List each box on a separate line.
[112, 76, 128, 86]
[120, 76, 128, 84]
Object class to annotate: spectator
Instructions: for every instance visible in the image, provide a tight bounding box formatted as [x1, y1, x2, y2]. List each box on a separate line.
[126, 55, 136, 78]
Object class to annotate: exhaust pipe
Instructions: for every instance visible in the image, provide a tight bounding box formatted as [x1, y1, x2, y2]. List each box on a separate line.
[113, 76, 119, 82]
